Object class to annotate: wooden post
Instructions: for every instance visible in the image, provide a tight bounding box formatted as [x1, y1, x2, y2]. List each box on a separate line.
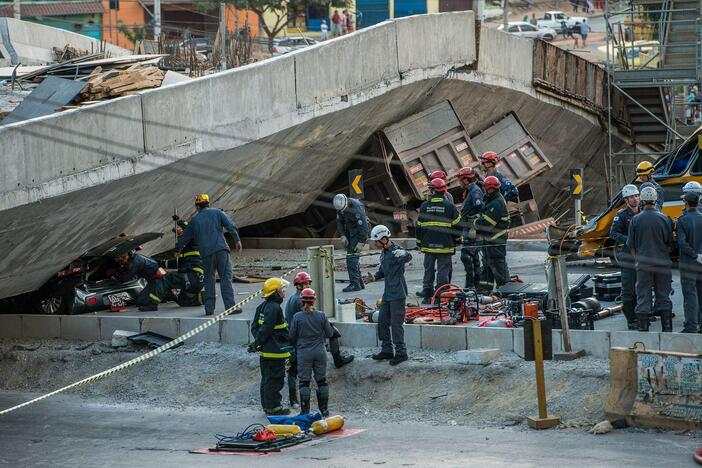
[527, 320, 561, 429]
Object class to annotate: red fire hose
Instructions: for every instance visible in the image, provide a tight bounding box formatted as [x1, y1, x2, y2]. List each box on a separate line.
[694, 446, 702, 465]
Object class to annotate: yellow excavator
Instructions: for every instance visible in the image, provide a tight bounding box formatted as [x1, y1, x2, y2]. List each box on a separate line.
[551, 128, 702, 258]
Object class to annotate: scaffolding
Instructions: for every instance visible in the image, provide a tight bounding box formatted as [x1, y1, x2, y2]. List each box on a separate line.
[604, 0, 701, 191]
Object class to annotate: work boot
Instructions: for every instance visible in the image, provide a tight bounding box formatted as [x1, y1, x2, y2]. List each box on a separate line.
[317, 389, 329, 417]
[299, 396, 310, 415]
[389, 354, 408, 366]
[342, 284, 362, 293]
[622, 300, 638, 331]
[638, 317, 650, 332]
[661, 312, 673, 333]
[265, 406, 291, 416]
[421, 289, 433, 305]
[230, 308, 243, 315]
[138, 305, 158, 312]
[372, 351, 394, 361]
[333, 353, 355, 369]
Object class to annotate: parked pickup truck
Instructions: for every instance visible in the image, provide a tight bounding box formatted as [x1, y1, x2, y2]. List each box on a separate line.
[537, 11, 587, 33]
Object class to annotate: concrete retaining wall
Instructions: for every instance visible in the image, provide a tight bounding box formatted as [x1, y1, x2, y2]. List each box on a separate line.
[477, 27, 534, 88]
[4, 313, 702, 359]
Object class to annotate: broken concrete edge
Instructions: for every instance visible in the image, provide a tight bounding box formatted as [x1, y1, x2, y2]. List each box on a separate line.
[5, 314, 702, 357]
[240, 238, 548, 252]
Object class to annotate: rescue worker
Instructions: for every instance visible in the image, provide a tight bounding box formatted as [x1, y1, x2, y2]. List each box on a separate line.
[370, 225, 412, 366]
[479, 151, 519, 202]
[635, 161, 665, 209]
[249, 277, 291, 416]
[428, 170, 453, 203]
[458, 166, 483, 289]
[683, 181, 702, 213]
[158, 220, 205, 307]
[176, 194, 242, 316]
[676, 191, 702, 333]
[283, 271, 310, 409]
[416, 178, 461, 304]
[475, 176, 510, 293]
[289, 288, 335, 416]
[626, 186, 674, 332]
[112, 251, 164, 312]
[334, 193, 369, 293]
[609, 184, 640, 330]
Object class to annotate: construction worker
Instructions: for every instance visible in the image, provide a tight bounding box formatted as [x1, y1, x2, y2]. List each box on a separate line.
[458, 166, 483, 289]
[176, 194, 242, 316]
[249, 277, 291, 416]
[479, 151, 519, 202]
[370, 225, 412, 366]
[112, 251, 165, 312]
[428, 170, 453, 203]
[677, 191, 702, 333]
[334, 193, 369, 293]
[683, 181, 702, 213]
[635, 161, 664, 209]
[626, 186, 674, 332]
[289, 288, 335, 416]
[416, 178, 461, 304]
[609, 184, 640, 330]
[475, 176, 510, 293]
[158, 220, 205, 307]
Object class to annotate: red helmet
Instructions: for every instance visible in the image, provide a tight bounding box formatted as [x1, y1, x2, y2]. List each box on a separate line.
[457, 166, 478, 181]
[479, 151, 499, 166]
[483, 176, 501, 192]
[428, 170, 447, 182]
[300, 288, 317, 303]
[293, 271, 312, 286]
[428, 178, 448, 192]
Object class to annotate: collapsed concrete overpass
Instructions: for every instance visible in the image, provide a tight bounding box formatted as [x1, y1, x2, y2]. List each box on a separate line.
[0, 12, 629, 299]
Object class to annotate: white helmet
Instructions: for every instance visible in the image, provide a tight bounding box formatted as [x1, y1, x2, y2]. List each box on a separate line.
[640, 186, 658, 202]
[370, 224, 391, 241]
[621, 184, 639, 198]
[683, 181, 702, 194]
[333, 194, 348, 211]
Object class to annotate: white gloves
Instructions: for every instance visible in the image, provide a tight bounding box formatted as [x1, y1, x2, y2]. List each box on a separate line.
[468, 228, 477, 240]
[394, 249, 408, 258]
[696, 254, 702, 264]
[355, 242, 365, 252]
[340, 236, 348, 248]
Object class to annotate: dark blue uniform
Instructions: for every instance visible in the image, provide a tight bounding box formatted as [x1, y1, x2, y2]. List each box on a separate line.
[251, 295, 290, 412]
[115, 253, 162, 309]
[177, 207, 240, 315]
[493, 170, 519, 202]
[610, 206, 638, 328]
[626, 208, 673, 329]
[159, 232, 204, 307]
[416, 193, 461, 301]
[677, 208, 702, 332]
[336, 198, 369, 290]
[460, 184, 483, 289]
[283, 290, 303, 406]
[375, 243, 412, 357]
[475, 191, 510, 292]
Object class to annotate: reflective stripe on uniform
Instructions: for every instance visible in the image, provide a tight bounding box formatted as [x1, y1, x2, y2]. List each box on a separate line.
[420, 221, 453, 228]
[182, 251, 200, 257]
[149, 293, 161, 303]
[430, 198, 444, 202]
[191, 267, 204, 274]
[257, 319, 288, 329]
[500, 215, 510, 222]
[480, 214, 497, 226]
[420, 247, 455, 254]
[260, 351, 291, 359]
[451, 216, 461, 226]
[490, 229, 509, 240]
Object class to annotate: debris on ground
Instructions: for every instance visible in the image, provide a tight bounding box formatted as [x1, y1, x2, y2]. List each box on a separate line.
[590, 420, 614, 434]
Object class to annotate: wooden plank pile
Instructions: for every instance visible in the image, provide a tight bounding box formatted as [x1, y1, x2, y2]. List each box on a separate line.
[76, 65, 165, 102]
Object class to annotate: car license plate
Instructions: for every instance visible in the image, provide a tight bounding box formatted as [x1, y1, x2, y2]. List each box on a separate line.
[108, 292, 132, 307]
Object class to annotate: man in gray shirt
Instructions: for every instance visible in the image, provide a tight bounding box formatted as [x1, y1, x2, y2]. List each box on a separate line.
[626, 186, 674, 332]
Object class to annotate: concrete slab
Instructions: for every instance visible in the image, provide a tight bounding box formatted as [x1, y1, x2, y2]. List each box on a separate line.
[660, 332, 702, 354]
[180, 318, 220, 344]
[466, 327, 514, 352]
[456, 348, 502, 365]
[404, 324, 422, 349]
[21, 315, 59, 339]
[569, 330, 611, 359]
[100, 316, 141, 341]
[421, 325, 467, 351]
[334, 322, 378, 348]
[141, 317, 179, 339]
[610, 331, 661, 351]
[60, 315, 101, 341]
[221, 319, 251, 345]
[0, 315, 21, 338]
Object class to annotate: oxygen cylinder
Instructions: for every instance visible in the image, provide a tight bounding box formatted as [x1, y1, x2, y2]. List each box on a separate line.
[311, 415, 345, 435]
[265, 424, 302, 436]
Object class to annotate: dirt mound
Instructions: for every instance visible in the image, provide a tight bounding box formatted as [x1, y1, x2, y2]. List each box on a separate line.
[0, 339, 609, 427]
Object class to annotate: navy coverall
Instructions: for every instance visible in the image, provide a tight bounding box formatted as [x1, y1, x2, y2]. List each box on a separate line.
[493, 170, 519, 202]
[336, 198, 369, 290]
[626, 208, 673, 328]
[176, 207, 240, 315]
[460, 184, 483, 289]
[375, 243, 412, 357]
[475, 191, 510, 292]
[677, 208, 702, 332]
[610, 206, 638, 327]
[159, 238, 204, 307]
[115, 253, 161, 308]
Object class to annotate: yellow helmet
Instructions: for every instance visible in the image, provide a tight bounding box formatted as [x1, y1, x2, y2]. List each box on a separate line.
[262, 277, 289, 298]
[195, 193, 209, 204]
[636, 161, 654, 176]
